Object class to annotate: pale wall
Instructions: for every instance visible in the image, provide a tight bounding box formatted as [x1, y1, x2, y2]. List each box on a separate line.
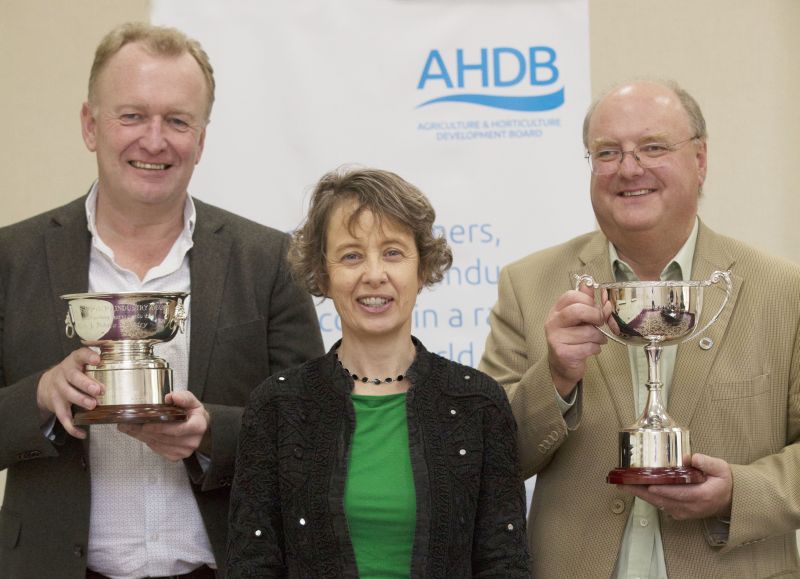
[590, 0, 800, 263]
[1, 0, 798, 537]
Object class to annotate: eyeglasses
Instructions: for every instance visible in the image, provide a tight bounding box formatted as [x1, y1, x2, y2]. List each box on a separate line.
[585, 135, 700, 175]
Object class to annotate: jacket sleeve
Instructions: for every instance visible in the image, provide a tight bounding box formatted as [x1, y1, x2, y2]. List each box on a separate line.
[0, 372, 63, 470]
[226, 382, 287, 577]
[471, 381, 531, 576]
[0, 275, 62, 470]
[478, 266, 579, 479]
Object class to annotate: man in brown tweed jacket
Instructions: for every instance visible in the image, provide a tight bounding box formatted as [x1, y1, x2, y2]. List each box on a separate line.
[480, 79, 800, 578]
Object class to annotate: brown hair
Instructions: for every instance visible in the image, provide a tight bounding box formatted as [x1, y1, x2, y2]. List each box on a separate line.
[288, 167, 453, 297]
[88, 22, 215, 121]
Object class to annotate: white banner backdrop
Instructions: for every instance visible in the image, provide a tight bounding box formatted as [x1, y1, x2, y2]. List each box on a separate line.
[151, 0, 593, 363]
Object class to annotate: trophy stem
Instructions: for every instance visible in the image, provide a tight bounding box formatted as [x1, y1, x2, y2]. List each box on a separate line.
[644, 341, 662, 385]
[100, 340, 157, 361]
[636, 342, 676, 429]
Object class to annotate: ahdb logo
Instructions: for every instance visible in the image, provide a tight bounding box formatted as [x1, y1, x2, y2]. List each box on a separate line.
[416, 47, 564, 112]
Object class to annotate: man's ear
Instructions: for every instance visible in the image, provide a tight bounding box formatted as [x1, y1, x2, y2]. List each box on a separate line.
[696, 138, 708, 189]
[80, 102, 97, 152]
[194, 122, 207, 165]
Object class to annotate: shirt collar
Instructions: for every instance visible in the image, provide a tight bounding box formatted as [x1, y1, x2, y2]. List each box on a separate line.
[609, 217, 699, 282]
[84, 181, 197, 279]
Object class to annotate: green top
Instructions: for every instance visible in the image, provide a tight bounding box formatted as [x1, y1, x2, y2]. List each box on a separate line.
[344, 392, 416, 578]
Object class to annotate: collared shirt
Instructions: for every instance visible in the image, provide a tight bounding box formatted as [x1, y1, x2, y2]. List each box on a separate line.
[83, 184, 215, 578]
[612, 218, 699, 579]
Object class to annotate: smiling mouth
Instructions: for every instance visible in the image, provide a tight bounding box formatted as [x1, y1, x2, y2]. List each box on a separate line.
[358, 297, 391, 307]
[129, 160, 170, 170]
[619, 188, 655, 197]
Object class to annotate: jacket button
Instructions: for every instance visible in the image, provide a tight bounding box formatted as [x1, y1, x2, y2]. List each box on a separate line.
[612, 499, 626, 514]
[72, 545, 84, 558]
[293, 447, 303, 458]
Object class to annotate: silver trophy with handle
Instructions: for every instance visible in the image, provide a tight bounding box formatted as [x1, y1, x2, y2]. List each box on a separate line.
[62, 291, 189, 425]
[574, 271, 731, 484]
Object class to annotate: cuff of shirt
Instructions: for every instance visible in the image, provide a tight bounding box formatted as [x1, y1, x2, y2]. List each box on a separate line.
[196, 451, 211, 473]
[555, 383, 578, 415]
[41, 414, 58, 441]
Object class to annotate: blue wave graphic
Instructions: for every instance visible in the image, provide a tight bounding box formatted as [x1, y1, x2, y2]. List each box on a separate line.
[417, 88, 564, 112]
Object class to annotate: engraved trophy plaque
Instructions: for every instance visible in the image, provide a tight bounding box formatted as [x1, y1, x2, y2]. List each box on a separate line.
[575, 271, 731, 484]
[62, 292, 189, 424]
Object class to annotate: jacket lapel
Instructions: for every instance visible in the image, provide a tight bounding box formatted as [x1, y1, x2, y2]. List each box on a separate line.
[187, 200, 232, 399]
[669, 222, 740, 428]
[44, 197, 92, 359]
[578, 232, 637, 427]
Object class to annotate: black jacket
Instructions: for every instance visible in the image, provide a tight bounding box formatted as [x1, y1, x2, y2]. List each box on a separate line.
[227, 339, 530, 578]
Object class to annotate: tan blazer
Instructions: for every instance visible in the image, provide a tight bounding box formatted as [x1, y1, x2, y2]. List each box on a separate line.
[480, 222, 800, 578]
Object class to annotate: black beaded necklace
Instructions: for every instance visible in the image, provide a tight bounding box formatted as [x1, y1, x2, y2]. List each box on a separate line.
[335, 353, 405, 385]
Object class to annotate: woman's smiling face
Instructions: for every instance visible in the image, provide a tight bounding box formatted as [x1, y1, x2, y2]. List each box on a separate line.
[324, 201, 422, 343]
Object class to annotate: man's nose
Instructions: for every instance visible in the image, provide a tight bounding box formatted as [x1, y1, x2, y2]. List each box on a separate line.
[140, 118, 167, 153]
[617, 150, 644, 178]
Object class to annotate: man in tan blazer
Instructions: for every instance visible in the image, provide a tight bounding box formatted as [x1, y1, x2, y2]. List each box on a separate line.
[480, 79, 800, 578]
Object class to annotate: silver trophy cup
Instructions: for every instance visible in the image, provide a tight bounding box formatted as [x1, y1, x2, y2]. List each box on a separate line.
[575, 271, 731, 484]
[62, 291, 189, 424]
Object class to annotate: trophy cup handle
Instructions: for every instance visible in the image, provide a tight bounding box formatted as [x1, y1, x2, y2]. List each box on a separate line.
[573, 274, 629, 345]
[65, 312, 75, 339]
[681, 270, 732, 344]
[174, 298, 187, 334]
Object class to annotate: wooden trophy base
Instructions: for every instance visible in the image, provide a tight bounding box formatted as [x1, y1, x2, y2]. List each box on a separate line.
[74, 404, 187, 425]
[607, 466, 706, 485]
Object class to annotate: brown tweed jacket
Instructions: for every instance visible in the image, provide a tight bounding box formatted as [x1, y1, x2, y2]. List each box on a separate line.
[479, 221, 800, 578]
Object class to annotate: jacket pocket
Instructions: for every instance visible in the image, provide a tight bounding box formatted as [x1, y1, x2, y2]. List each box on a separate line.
[215, 317, 266, 344]
[709, 373, 770, 401]
[704, 374, 776, 462]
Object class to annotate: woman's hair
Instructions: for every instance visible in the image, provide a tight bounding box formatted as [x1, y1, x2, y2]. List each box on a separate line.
[288, 167, 453, 297]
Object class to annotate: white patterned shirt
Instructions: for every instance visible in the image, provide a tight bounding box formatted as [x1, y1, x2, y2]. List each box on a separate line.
[83, 184, 215, 578]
